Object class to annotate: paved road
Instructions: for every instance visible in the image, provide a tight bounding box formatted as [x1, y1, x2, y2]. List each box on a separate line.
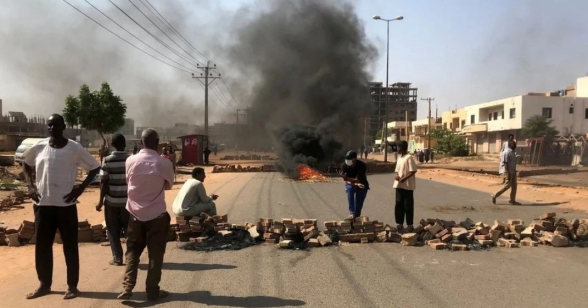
[3, 172, 587, 308]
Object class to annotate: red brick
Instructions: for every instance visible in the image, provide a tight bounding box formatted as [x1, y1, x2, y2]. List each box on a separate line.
[451, 244, 468, 251]
[429, 242, 447, 250]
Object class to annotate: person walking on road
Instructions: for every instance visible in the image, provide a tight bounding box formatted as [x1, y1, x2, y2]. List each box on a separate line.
[492, 140, 520, 205]
[393, 141, 417, 233]
[339, 150, 369, 219]
[118, 129, 174, 301]
[203, 147, 211, 165]
[172, 167, 218, 218]
[96, 133, 130, 266]
[22, 114, 100, 300]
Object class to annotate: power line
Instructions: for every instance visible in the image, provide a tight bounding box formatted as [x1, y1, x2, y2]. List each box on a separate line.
[62, 0, 193, 74]
[140, 0, 242, 109]
[84, 0, 195, 72]
[141, 0, 210, 63]
[125, 0, 204, 66]
[108, 0, 201, 69]
[210, 83, 235, 110]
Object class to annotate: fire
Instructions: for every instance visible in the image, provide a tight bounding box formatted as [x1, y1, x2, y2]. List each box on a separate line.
[296, 164, 327, 181]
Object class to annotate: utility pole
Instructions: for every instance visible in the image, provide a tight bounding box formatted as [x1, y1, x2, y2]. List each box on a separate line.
[192, 61, 220, 145]
[421, 97, 435, 151]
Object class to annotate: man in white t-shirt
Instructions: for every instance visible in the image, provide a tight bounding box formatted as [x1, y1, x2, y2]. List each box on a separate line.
[393, 141, 418, 233]
[22, 114, 100, 300]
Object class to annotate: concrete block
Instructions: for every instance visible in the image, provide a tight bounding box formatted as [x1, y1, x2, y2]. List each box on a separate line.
[551, 234, 569, 247]
[427, 222, 443, 235]
[387, 232, 402, 243]
[460, 218, 475, 229]
[430, 242, 446, 250]
[308, 238, 321, 247]
[401, 233, 417, 246]
[451, 244, 468, 251]
[539, 212, 556, 220]
[279, 240, 292, 248]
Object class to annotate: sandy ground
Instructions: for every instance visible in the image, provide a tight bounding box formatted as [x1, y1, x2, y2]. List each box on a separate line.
[416, 168, 588, 212]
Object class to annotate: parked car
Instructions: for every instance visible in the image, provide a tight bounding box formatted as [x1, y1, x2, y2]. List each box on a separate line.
[14, 138, 45, 165]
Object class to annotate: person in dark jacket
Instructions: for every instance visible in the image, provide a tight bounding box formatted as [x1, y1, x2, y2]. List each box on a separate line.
[339, 150, 370, 219]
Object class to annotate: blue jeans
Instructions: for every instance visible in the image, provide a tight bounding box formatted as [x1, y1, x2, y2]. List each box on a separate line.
[345, 184, 368, 218]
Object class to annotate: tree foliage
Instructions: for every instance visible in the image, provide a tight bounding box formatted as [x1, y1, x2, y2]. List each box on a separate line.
[521, 115, 559, 138]
[430, 128, 468, 156]
[63, 82, 127, 146]
[375, 130, 382, 141]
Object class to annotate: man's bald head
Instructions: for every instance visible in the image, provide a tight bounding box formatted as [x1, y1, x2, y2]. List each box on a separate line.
[141, 128, 159, 150]
[47, 114, 66, 138]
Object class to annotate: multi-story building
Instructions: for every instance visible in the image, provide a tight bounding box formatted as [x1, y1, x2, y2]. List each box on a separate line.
[460, 76, 588, 154]
[367, 82, 418, 144]
[441, 108, 468, 133]
[410, 117, 442, 151]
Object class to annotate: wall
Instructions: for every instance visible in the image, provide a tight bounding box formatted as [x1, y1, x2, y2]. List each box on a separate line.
[441, 108, 467, 132]
[577, 77, 588, 98]
[521, 96, 588, 136]
[464, 96, 523, 132]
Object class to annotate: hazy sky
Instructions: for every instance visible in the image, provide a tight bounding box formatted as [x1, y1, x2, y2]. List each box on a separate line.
[1, 0, 587, 126]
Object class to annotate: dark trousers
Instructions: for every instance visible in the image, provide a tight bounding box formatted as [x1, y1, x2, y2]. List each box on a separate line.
[104, 205, 130, 263]
[34, 205, 79, 289]
[123, 213, 170, 296]
[204, 154, 210, 165]
[395, 188, 414, 226]
[346, 184, 368, 218]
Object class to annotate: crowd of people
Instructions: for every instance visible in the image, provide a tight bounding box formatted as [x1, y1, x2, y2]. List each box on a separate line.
[21, 113, 221, 302]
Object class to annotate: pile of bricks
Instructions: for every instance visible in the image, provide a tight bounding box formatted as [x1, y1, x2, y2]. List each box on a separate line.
[172, 214, 231, 242]
[78, 220, 94, 242]
[18, 220, 35, 243]
[91, 224, 107, 242]
[323, 216, 401, 244]
[257, 218, 332, 248]
[220, 155, 276, 161]
[212, 164, 276, 173]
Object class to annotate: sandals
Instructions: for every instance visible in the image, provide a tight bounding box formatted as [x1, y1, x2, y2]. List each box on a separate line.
[117, 291, 133, 300]
[26, 287, 51, 300]
[63, 288, 80, 300]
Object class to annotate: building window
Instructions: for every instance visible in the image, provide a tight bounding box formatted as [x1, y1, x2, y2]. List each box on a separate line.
[461, 120, 465, 128]
[471, 115, 475, 124]
[443, 123, 447, 130]
[585, 108, 588, 119]
[450, 123, 453, 129]
[488, 113, 492, 121]
[542, 108, 552, 118]
[493, 112, 498, 120]
[569, 104, 574, 114]
[510, 108, 516, 119]
[501, 111, 504, 119]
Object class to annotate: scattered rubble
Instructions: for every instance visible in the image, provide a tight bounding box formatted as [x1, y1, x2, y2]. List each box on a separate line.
[219, 154, 276, 161]
[2, 212, 586, 254]
[212, 164, 277, 173]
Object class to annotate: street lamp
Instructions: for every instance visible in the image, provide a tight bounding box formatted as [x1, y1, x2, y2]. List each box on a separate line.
[373, 15, 403, 162]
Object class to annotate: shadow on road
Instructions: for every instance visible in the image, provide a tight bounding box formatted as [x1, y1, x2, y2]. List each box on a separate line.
[517, 201, 570, 206]
[138, 262, 237, 271]
[79, 291, 305, 307]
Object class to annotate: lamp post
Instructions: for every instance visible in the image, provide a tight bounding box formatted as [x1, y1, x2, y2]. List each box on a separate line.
[373, 15, 403, 162]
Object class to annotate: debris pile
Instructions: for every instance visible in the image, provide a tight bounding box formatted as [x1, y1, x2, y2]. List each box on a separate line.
[175, 214, 260, 251]
[212, 164, 277, 173]
[220, 154, 276, 161]
[0, 191, 27, 210]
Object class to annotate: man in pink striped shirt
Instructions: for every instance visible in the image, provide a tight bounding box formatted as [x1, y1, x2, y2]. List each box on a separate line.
[118, 128, 174, 302]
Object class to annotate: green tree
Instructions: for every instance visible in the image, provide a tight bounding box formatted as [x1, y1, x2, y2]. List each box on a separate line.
[63, 82, 127, 147]
[375, 130, 382, 141]
[521, 115, 559, 138]
[430, 128, 468, 156]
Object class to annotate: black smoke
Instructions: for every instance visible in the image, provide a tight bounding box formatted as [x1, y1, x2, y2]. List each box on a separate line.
[227, 0, 376, 174]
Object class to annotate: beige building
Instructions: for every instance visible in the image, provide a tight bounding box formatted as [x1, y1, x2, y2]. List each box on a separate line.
[441, 108, 467, 133]
[410, 117, 442, 151]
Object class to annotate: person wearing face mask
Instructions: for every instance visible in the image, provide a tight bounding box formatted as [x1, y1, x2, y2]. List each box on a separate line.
[339, 150, 369, 219]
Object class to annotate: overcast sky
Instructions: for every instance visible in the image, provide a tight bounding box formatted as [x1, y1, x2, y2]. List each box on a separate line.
[1, 0, 587, 127]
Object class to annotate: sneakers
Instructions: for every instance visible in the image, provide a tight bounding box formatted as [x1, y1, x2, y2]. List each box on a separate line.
[491, 194, 496, 204]
[407, 225, 415, 233]
[109, 260, 124, 266]
[396, 224, 403, 233]
[147, 290, 169, 302]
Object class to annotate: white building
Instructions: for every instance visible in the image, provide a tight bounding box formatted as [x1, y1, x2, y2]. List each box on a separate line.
[461, 76, 588, 154]
[409, 117, 442, 151]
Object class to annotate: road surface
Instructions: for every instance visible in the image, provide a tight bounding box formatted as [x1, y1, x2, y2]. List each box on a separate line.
[1, 172, 587, 308]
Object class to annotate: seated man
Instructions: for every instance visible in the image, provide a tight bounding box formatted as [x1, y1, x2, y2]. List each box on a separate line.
[172, 168, 218, 217]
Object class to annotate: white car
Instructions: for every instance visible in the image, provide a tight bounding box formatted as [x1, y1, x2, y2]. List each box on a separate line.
[14, 138, 45, 165]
